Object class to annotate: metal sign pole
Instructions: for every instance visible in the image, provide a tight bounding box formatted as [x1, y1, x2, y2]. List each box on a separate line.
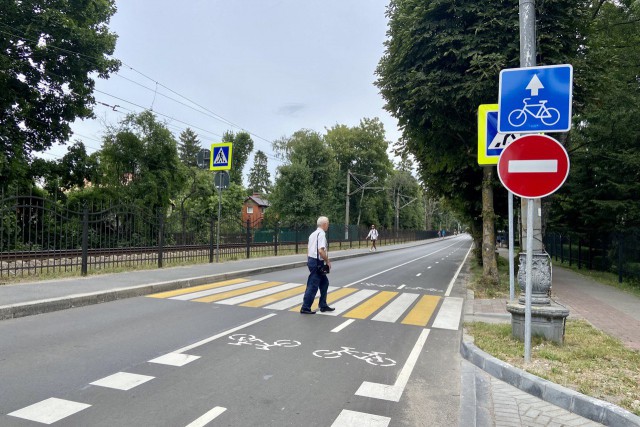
[524, 197, 534, 362]
[509, 191, 515, 301]
[216, 172, 221, 263]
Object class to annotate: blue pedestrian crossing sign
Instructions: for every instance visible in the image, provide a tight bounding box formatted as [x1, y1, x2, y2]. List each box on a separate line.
[210, 142, 233, 171]
[498, 64, 573, 134]
[478, 104, 520, 165]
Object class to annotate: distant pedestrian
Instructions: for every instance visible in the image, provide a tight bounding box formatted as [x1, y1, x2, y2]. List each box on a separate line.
[366, 224, 379, 252]
[441, 229, 445, 239]
[300, 216, 334, 314]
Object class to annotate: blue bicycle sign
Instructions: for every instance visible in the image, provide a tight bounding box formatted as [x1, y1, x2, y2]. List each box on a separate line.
[498, 64, 573, 133]
[507, 98, 560, 128]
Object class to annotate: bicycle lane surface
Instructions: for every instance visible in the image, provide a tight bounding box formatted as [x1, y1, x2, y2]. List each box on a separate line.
[2, 236, 472, 426]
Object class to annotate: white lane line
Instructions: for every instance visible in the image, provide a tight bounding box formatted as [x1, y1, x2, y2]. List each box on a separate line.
[509, 159, 557, 173]
[216, 282, 300, 305]
[427, 266, 432, 269]
[320, 289, 377, 316]
[343, 242, 458, 287]
[355, 328, 430, 402]
[431, 297, 464, 330]
[174, 313, 276, 354]
[90, 372, 154, 391]
[170, 280, 265, 300]
[263, 286, 339, 310]
[331, 319, 355, 333]
[371, 293, 419, 323]
[397, 284, 406, 290]
[8, 398, 91, 424]
[331, 409, 390, 427]
[185, 406, 227, 427]
[416, 273, 422, 277]
[149, 353, 200, 366]
[444, 243, 473, 296]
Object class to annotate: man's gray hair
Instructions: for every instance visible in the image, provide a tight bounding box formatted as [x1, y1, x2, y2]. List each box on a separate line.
[317, 216, 329, 226]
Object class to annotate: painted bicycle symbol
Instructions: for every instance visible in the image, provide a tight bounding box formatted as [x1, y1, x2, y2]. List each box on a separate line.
[312, 347, 396, 367]
[228, 334, 301, 351]
[508, 98, 560, 127]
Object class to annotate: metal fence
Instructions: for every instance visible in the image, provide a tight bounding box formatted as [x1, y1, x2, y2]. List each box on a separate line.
[0, 195, 436, 279]
[544, 230, 640, 283]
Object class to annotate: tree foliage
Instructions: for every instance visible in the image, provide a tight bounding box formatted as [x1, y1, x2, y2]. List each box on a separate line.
[247, 150, 271, 195]
[222, 130, 254, 185]
[0, 0, 120, 190]
[99, 111, 184, 209]
[269, 130, 339, 224]
[548, 0, 640, 234]
[376, 0, 585, 242]
[178, 128, 202, 167]
[325, 118, 394, 228]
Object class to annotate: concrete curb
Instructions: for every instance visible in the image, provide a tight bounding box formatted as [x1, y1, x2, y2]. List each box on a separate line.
[0, 242, 408, 321]
[460, 337, 640, 426]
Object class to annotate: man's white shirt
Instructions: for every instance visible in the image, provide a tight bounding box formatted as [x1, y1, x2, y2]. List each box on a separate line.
[367, 229, 379, 240]
[308, 228, 327, 259]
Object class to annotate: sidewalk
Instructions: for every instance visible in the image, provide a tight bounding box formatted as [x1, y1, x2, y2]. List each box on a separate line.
[462, 252, 640, 426]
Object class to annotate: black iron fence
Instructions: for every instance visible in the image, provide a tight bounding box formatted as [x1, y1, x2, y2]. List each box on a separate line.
[544, 230, 640, 283]
[0, 195, 436, 279]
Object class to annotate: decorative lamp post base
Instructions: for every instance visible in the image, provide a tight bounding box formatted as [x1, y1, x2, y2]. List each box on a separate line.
[506, 302, 570, 344]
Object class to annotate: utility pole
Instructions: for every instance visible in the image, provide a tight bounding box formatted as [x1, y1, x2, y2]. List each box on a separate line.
[345, 169, 351, 240]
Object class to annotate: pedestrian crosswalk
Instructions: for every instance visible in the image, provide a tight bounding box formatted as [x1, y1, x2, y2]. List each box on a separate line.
[148, 278, 463, 329]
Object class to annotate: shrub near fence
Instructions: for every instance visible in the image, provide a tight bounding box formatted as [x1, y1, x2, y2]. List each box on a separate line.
[544, 230, 640, 284]
[0, 195, 435, 280]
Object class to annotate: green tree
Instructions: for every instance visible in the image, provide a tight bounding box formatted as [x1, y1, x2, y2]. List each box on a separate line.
[247, 150, 272, 195]
[325, 118, 393, 228]
[270, 130, 339, 224]
[0, 0, 120, 191]
[376, 0, 584, 280]
[100, 111, 184, 209]
[178, 128, 202, 167]
[222, 130, 254, 185]
[548, 0, 640, 234]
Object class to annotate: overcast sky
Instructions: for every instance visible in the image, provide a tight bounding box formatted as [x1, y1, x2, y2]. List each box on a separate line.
[52, 0, 401, 178]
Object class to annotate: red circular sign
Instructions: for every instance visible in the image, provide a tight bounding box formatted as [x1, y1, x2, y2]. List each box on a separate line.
[497, 134, 570, 199]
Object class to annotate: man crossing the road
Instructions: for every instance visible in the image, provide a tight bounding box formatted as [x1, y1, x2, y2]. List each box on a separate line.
[301, 216, 335, 314]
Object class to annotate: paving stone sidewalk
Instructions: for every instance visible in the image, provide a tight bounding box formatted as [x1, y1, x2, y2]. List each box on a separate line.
[462, 256, 640, 426]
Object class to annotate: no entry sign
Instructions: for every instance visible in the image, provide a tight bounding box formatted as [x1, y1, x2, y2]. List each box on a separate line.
[497, 134, 570, 199]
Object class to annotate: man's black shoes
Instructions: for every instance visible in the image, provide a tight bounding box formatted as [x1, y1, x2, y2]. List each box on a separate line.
[320, 306, 335, 312]
[300, 308, 316, 314]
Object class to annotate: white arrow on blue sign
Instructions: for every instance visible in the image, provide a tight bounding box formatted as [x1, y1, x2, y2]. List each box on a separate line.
[498, 64, 573, 134]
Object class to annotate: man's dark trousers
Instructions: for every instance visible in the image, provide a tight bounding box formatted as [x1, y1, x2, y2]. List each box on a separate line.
[302, 257, 329, 311]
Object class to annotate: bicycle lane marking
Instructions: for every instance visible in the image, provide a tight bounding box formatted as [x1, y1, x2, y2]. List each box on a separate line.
[148, 313, 277, 366]
[355, 328, 430, 402]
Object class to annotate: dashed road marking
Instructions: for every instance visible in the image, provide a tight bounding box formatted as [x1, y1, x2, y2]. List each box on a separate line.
[8, 398, 91, 424]
[185, 406, 227, 427]
[331, 409, 390, 427]
[90, 372, 154, 391]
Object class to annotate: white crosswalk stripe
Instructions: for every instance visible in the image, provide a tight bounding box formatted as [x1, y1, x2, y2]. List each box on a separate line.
[371, 293, 420, 323]
[320, 289, 377, 316]
[170, 280, 265, 300]
[216, 282, 301, 305]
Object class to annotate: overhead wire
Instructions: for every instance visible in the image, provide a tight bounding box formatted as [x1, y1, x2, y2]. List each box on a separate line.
[0, 23, 283, 163]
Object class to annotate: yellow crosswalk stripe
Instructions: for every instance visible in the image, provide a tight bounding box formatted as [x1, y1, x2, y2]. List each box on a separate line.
[401, 295, 441, 326]
[240, 285, 307, 307]
[147, 278, 249, 299]
[289, 287, 358, 312]
[343, 291, 398, 319]
[192, 281, 284, 303]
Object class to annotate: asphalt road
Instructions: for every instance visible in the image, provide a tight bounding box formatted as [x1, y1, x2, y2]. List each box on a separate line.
[1, 235, 473, 426]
